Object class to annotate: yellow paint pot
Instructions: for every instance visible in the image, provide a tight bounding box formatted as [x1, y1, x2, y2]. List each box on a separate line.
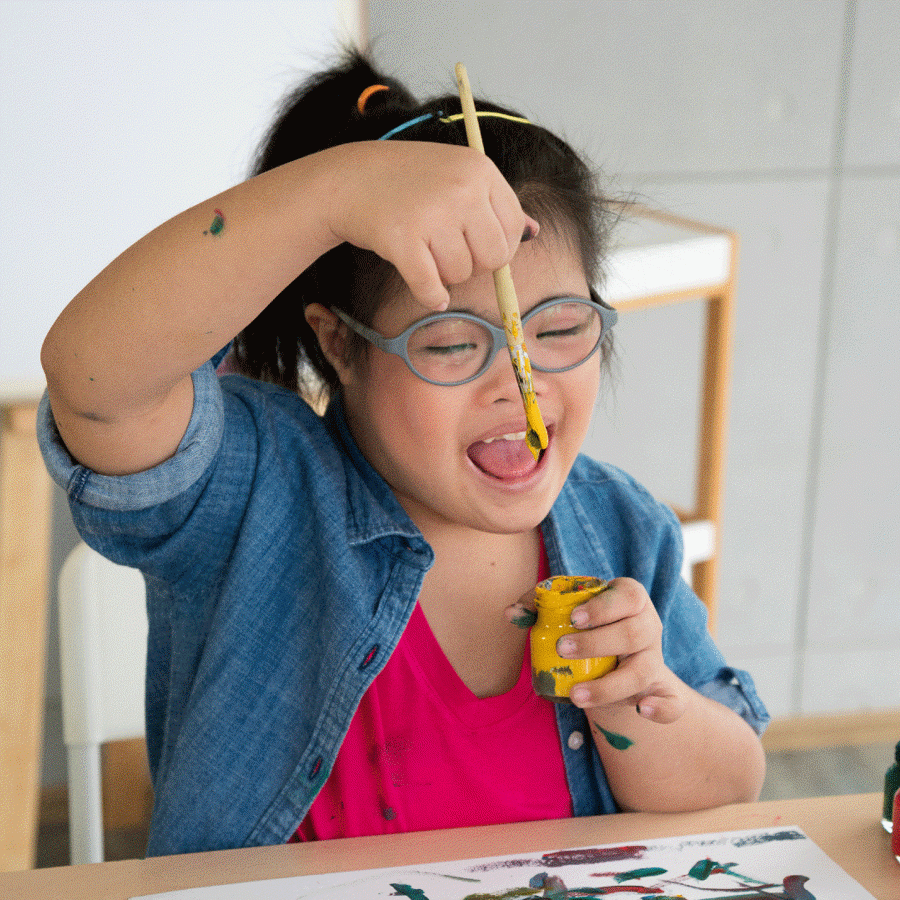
[530, 576, 617, 702]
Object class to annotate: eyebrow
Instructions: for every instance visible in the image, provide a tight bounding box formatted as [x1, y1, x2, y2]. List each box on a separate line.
[444, 293, 592, 322]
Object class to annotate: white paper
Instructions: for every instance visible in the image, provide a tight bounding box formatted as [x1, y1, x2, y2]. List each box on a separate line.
[131, 826, 876, 900]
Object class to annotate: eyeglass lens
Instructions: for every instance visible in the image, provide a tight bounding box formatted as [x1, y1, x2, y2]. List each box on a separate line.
[406, 301, 603, 384]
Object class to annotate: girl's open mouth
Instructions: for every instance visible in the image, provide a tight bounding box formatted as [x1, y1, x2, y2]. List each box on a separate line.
[466, 430, 547, 480]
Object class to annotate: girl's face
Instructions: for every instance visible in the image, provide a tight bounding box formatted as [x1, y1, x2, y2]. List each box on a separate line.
[340, 234, 601, 539]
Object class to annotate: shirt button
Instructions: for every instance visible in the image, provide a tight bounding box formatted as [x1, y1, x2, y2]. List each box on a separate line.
[567, 731, 584, 751]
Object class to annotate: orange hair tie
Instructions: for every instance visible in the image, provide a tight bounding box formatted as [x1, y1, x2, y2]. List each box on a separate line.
[357, 84, 390, 115]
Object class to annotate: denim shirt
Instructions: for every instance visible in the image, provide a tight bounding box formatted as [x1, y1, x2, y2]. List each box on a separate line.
[38, 362, 769, 857]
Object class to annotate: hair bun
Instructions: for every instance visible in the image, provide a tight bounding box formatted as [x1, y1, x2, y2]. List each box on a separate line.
[251, 49, 417, 174]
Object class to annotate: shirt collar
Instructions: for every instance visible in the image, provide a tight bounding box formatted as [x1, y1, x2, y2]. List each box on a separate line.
[324, 397, 432, 557]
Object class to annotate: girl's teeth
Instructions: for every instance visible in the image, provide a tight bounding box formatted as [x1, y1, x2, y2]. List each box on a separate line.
[482, 432, 527, 444]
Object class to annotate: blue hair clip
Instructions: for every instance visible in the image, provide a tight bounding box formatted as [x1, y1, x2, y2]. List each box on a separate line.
[378, 110, 531, 141]
[377, 112, 438, 141]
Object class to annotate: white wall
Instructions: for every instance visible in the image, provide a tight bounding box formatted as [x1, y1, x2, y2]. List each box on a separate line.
[1, 0, 358, 785]
[370, 0, 900, 720]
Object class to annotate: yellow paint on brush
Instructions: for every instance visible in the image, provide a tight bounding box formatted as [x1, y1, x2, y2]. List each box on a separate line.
[531, 576, 617, 701]
[493, 270, 548, 460]
[456, 63, 549, 460]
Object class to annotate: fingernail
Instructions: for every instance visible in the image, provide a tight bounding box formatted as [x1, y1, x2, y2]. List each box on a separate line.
[557, 637, 576, 657]
[569, 686, 589, 706]
[570, 608, 588, 628]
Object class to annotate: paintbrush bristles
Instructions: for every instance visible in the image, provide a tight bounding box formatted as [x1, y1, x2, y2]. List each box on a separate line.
[454, 63, 548, 458]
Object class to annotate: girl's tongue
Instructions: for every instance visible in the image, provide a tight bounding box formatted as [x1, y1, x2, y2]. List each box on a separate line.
[467, 434, 540, 479]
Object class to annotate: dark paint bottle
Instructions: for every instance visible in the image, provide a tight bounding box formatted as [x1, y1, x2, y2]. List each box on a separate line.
[882, 740, 900, 832]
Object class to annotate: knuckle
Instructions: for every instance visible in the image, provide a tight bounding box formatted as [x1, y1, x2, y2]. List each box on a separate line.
[617, 578, 645, 608]
[621, 614, 644, 648]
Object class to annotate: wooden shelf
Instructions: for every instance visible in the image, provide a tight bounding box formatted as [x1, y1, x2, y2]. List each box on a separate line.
[604, 204, 739, 632]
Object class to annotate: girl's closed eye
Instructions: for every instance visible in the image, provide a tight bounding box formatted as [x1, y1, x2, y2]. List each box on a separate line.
[407, 320, 489, 376]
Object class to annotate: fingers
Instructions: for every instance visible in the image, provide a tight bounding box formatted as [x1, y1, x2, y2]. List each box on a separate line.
[635, 693, 686, 725]
[572, 655, 687, 725]
[505, 587, 537, 629]
[562, 578, 661, 658]
[396, 206, 535, 310]
[337, 143, 537, 311]
[559, 577, 683, 721]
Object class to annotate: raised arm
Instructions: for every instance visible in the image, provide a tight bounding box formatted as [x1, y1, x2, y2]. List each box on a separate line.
[41, 141, 532, 476]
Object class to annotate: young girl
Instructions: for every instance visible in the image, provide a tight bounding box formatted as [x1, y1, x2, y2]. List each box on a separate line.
[39, 51, 768, 856]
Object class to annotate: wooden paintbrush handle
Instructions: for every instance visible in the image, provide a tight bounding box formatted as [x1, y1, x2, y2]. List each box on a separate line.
[455, 63, 548, 456]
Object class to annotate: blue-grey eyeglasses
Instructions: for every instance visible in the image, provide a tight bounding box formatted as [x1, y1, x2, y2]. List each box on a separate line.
[331, 291, 617, 386]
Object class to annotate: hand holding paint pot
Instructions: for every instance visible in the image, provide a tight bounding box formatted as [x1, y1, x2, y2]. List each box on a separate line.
[530, 576, 617, 702]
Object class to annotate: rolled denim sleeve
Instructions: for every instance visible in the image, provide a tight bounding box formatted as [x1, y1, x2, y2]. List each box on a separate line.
[37, 362, 224, 512]
[697, 666, 771, 736]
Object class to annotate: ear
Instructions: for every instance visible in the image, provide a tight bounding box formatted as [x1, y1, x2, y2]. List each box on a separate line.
[304, 303, 355, 385]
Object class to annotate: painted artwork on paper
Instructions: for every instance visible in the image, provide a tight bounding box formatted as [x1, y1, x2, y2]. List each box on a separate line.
[130, 827, 875, 900]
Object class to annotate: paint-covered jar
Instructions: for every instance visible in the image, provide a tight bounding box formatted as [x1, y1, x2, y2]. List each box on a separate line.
[530, 576, 617, 702]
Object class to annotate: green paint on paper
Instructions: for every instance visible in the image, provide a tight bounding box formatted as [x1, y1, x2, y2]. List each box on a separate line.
[390, 885, 431, 900]
[592, 721, 634, 750]
[613, 866, 667, 882]
[462, 889, 539, 900]
[688, 858, 717, 880]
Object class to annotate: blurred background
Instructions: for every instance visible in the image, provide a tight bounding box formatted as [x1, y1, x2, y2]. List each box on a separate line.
[1, 0, 897, 868]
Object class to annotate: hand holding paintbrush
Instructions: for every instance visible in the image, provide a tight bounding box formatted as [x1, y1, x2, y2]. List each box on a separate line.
[454, 63, 549, 461]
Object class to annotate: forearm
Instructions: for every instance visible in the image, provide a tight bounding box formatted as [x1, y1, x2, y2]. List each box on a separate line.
[42, 153, 339, 421]
[41, 150, 343, 474]
[588, 681, 766, 813]
[42, 139, 530, 475]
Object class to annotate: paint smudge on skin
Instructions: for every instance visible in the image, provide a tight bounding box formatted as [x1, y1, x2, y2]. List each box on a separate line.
[203, 208, 225, 236]
[591, 721, 634, 750]
[510, 607, 538, 628]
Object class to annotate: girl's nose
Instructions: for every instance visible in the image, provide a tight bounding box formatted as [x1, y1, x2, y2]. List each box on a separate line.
[481, 346, 545, 405]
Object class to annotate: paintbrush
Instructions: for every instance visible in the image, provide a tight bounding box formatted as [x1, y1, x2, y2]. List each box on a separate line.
[454, 62, 548, 461]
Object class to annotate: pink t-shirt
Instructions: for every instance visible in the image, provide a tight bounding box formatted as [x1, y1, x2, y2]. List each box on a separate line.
[294, 552, 572, 841]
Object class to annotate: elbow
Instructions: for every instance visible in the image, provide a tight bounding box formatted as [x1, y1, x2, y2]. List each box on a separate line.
[741, 736, 767, 803]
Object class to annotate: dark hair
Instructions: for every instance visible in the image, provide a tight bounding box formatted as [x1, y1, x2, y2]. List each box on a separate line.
[232, 49, 615, 399]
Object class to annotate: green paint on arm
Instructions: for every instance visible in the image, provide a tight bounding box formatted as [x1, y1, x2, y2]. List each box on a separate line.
[204, 208, 225, 236]
[591, 721, 634, 750]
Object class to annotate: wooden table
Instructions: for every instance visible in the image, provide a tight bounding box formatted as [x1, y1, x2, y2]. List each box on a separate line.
[1, 794, 895, 899]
